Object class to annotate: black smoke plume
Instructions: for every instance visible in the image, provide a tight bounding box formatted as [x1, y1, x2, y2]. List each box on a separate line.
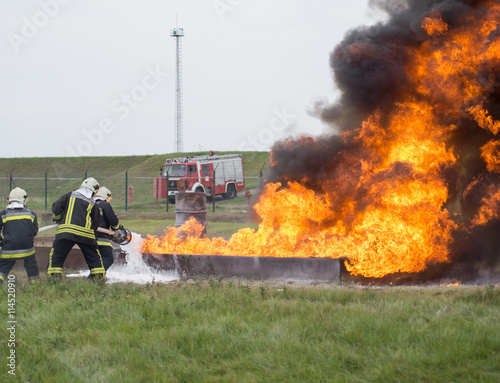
[266, 0, 500, 282]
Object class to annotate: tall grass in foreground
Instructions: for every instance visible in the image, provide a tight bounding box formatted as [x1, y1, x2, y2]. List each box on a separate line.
[1, 277, 500, 383]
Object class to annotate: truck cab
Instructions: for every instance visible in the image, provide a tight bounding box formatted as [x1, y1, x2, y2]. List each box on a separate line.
[154, 154, 245, 204]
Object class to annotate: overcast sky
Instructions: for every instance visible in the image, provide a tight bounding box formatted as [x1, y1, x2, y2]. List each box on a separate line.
[1, 0, 380, 158]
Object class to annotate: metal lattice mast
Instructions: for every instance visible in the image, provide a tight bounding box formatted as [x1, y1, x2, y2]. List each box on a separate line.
[171, 26, 184, 153]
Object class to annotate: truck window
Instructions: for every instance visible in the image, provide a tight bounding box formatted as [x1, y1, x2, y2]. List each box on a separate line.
[187, 165, 197, 175]
[202, 164, 210, 176]
[163, 164, 186, 177]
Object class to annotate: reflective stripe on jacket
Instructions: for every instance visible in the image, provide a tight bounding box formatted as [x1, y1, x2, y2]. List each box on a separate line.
[52, 191, 100, 245]
[0, 207, 38, 259]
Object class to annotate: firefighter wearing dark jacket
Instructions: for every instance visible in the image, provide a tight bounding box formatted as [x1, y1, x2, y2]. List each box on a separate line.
[94, 187, 119, 271]
[48, 178, 105, 280]
[0, 188, 40, 284]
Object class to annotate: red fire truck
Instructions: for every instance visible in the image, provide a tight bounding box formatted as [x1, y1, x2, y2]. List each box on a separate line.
[154, 154, 245, 204]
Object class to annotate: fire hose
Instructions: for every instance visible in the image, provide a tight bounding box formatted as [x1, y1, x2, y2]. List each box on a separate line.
[38, 224, 132, 245]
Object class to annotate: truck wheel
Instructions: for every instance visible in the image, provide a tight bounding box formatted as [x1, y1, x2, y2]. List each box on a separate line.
[195, 187, 204, 193]
[224, 184, 237, 200]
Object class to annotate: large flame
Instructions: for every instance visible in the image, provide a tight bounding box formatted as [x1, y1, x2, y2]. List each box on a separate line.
[143, 1, 500, 278]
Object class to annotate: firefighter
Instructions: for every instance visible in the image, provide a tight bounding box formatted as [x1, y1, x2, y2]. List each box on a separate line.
[48, 178, 105, 280]
[94, 186, 120, 271]
[0, 188, 40, 284]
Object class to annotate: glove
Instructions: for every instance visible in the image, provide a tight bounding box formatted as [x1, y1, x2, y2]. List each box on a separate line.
[110, 225, 123, 238]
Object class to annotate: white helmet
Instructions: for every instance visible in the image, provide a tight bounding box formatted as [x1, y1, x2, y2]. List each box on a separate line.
[96, 186, 112, 199]
[9, 187, 28, 204]
[81, 177, 100, 194]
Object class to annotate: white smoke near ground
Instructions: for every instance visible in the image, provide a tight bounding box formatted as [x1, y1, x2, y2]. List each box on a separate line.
[67, 233, 179, 284]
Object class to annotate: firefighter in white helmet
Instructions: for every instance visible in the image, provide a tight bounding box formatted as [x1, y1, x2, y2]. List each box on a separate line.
[94, 186, 120, 271]
[0, 187, 40, 284]
[48, 177, 105, 280]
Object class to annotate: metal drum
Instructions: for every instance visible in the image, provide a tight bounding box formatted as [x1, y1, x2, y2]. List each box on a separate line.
[175, 192, 207, 237]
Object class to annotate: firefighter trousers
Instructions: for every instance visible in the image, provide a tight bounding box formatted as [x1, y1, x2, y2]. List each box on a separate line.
[0, 255, 39, 283]
[48, 238, 105, 279]
[98, 245, 114, 271]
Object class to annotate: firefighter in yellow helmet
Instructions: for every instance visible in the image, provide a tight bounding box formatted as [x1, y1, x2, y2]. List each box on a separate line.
[0, 188, 40, 284]
[94, 186, 120, 271]
[47, 178, 105, 280]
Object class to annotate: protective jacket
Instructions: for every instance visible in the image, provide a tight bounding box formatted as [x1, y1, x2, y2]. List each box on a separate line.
[0, 204, 38, 259]
[52, 189, 100, 245]
[95, 198, 119, 247]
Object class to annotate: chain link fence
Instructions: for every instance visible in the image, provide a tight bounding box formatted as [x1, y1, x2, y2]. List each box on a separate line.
[0, 169, 264, 215]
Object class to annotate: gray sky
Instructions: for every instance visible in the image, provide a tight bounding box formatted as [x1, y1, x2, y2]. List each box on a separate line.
[1, 0, 380, 158]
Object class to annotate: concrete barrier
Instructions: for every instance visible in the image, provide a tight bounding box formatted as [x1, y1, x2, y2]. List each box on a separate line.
[141, 253, 341, 281]
[14, 238, 342, 281]
[13, 238, 120, 271]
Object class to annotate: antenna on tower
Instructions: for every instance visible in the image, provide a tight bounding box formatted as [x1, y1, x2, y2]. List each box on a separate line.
[171, 19, 184, 153]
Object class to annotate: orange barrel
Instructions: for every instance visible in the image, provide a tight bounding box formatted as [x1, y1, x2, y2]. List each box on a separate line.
[175, 192, 207, 237]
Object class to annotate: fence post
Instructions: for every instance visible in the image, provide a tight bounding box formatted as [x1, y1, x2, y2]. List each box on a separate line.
[45, 168, 49, 211]
[212, 169, 216, 213]
[260, 163, 266, 188]
[125, 166, 131, 211]
[9, 167, 15, 191]
[85, 166, 90, 180]
[166, 172, 169, 213]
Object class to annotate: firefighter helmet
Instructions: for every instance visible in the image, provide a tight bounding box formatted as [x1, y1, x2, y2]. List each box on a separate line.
[9, 187, 28, 204]
[96, 186, 112, 199]
[81, 177, 100, 194]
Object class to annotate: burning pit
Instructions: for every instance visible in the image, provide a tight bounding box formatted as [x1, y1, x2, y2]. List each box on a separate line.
[143, 0, 500, 284]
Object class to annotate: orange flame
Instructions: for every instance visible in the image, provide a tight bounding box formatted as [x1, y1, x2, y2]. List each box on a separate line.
[481, 140, 500, 173]
[422, 15, 448, 36]
[470, 184, 500, 226]
[440, 281, 462, 287]
[143, 2, 500, 278]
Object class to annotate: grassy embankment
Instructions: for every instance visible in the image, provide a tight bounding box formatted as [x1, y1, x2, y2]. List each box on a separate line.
[1, 277, 499, 382]
[0, 151, 269, 238]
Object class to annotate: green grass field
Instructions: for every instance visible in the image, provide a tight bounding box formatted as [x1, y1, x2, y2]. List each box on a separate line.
[2, 153, 500, 382]
[1, 277, 499, 382]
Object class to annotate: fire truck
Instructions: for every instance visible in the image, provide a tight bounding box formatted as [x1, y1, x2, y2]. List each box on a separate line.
[154, 154, 245, 204]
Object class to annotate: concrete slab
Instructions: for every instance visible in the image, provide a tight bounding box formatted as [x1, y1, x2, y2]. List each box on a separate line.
[12, 238, 121, 272]
[16, 237, 342, 281]
[142, 253, 341, 281]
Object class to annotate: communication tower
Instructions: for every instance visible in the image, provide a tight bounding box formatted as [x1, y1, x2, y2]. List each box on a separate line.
[171, 26, 184, 152]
